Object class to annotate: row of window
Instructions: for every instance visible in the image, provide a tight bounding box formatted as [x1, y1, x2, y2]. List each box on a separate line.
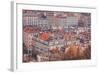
[23, 16, 78, 27]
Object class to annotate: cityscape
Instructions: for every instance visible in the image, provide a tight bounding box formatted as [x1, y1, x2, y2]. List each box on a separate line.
[22, 10, 91, 62]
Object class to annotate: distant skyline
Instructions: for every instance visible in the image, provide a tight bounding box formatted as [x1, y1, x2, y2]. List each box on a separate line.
[23, 10, 91, 28]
